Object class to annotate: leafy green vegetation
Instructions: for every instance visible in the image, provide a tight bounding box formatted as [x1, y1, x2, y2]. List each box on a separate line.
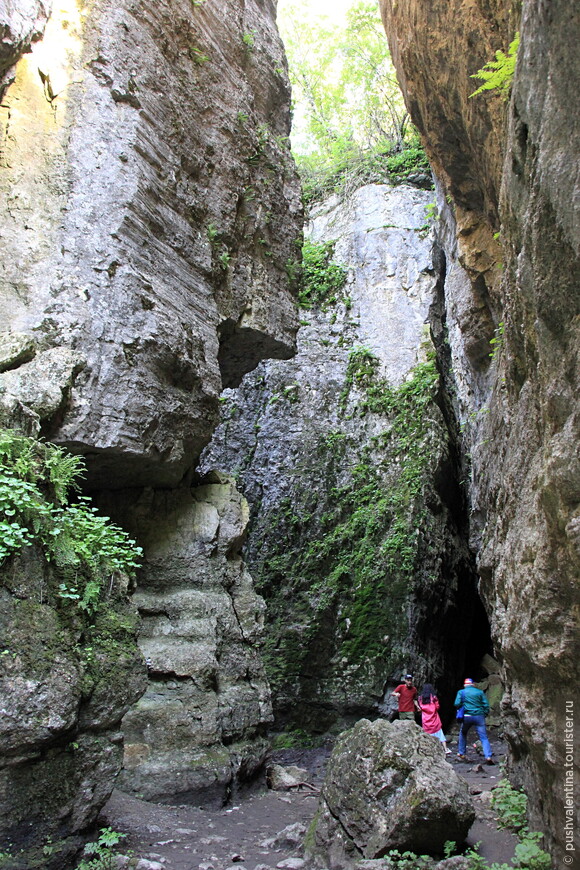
[460, 779, 551, 869]
[189, 45, 209, 65]
[242, 31, 255, 51]
[278, 0, 432, 207]
[0, 429, 142, 610]
[279, 0, 408, 154]
[470, 33, 520, 99]
[298, 240, 348, 309]
[491, 776, 528, 830]
[297, 138, 432, 207]
[489, 321, 505, 361]
[75, 828, 126, 870]
[270, 729, 324, 749]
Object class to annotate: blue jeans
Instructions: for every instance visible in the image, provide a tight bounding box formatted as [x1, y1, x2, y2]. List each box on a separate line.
[458, 715, 492, 758]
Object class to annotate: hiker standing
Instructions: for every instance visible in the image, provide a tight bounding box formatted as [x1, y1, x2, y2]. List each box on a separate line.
[418, 683, 451, 754]
[391, 674, 419, 720]
[455, 677, 494, 764]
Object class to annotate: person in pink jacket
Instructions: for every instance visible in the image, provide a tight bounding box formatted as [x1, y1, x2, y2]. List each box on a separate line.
[418, 683, 451, 754]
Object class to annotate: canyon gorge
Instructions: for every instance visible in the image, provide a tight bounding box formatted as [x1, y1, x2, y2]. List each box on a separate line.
[0, 0, 578, 868]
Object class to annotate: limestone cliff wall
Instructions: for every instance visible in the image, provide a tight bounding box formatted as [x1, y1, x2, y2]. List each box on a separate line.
[202, 184, 487, 731]
[96, 477, 273, 806]
[0, 0, 301, 862]
[380, 0, 580, 861]
[0, 0, 301, 488]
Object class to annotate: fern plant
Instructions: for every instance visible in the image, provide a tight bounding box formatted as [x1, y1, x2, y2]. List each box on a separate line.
[470, 33, 520, 99]
[0, 429, 142, 611]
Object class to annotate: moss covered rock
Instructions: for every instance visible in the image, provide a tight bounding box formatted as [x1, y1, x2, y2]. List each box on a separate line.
[307, 719, 474, 867]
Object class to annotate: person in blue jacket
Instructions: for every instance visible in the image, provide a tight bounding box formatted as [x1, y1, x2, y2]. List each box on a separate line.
[455, 677, 494, 763]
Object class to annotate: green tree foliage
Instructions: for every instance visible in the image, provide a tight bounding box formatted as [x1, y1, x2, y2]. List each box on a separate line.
[279, 0, 408, 153]
[278, 0, 431, 205]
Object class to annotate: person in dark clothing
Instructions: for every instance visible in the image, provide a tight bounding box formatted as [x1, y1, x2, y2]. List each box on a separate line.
[455, 677, 494, 763]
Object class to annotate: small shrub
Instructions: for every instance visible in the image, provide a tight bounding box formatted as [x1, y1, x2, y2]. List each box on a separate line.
[242, 31, 255, 51]
[218, 249, 231, 270]
[298, 240, 348, 309]
[298, 140, 432, 209]
[385, 146, 431, 178]
[76, 827, 126, 870]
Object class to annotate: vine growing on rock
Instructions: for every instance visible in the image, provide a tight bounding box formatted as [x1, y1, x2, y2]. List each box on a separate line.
[298, 240, 348, 309]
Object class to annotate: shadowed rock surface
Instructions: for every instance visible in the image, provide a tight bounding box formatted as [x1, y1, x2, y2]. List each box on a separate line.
[0, 544, 146, 869]
[380, 0, 580, 861]
[95, 477, 273, 806]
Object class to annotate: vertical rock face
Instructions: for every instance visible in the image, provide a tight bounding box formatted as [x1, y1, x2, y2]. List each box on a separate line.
[380, 0, 580, 861]
[0, 0, 301, 488]
[96, 478, 273, 806]
[202, 184, 487, 730]
[0, 542, 146, 869]
[0, 0, 301, 862]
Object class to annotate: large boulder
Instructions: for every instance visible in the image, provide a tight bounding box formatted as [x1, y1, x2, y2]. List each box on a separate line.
[306, 719, 475, 869]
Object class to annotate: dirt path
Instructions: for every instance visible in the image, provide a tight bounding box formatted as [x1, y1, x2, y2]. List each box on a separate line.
[99, 727, 517, 870]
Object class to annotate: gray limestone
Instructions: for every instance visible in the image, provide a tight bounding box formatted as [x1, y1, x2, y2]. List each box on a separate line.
[0, 0, 301, 489]
[96, 477, 273, 805]
[202, 184, 481, 729]
[307, 719, 474, 868]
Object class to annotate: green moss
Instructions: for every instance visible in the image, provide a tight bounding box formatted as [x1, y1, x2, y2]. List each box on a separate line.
[304, 808, 321, 853]
[255, 353, 441, 718]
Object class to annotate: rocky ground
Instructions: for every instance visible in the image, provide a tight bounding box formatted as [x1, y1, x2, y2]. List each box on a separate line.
[98, 727, 518, 870]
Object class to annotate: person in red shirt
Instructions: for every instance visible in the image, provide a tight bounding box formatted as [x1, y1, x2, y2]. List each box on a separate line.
[418, 683, 451, 754]
[391, 674, 419, 720]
